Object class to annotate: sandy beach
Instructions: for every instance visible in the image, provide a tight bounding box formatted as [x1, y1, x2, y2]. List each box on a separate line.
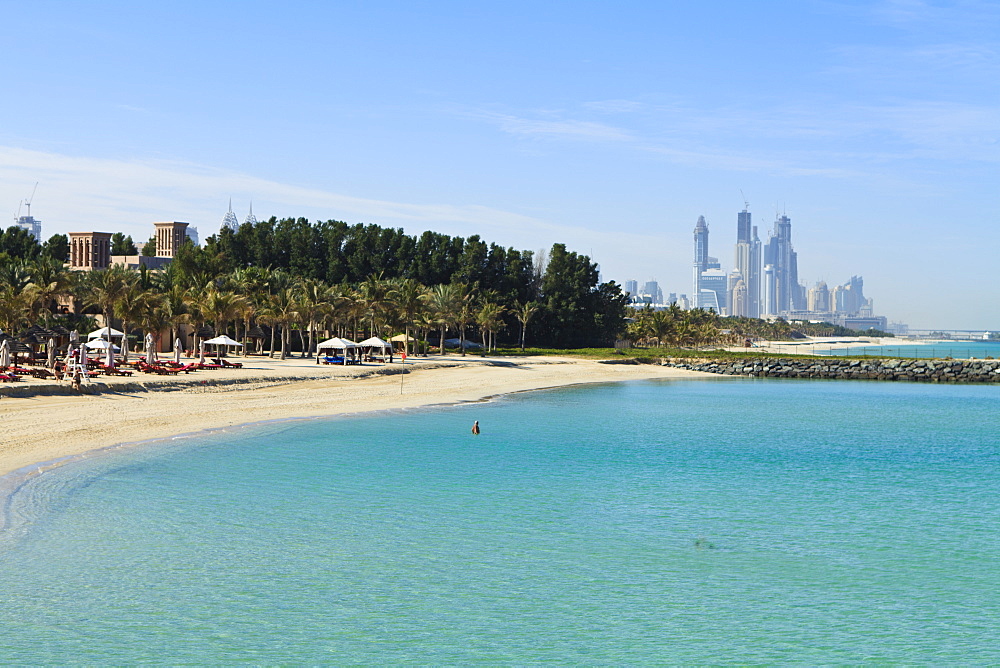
[723, 336, 935, 355]
[0, 354, 708, 479]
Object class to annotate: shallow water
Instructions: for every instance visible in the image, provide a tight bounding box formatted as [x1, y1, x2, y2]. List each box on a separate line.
[815, 340, 1000, 359]
[1, 378, 998, 663]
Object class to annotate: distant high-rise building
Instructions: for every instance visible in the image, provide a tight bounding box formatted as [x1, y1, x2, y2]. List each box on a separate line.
[693, 215, 709, 301]
[763, 264, 776, 316]
[15, 215, 41, 241]
[222, 199, 240, 232]
[698, 268, 728, 313]
[640, 280, 663, 304]
[624, 279, 638, 297]
[731, 206, 761, 317]
[244, 202, 258, 227]
[763, 213, 804, 314]
[731, 278, 748, 317]
[807, 281, 830, 312]
[737, 207, 751, 244]
[831, 276, 866, 314]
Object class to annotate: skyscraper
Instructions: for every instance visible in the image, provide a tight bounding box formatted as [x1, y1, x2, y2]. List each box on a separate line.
[222, 199, 240, 232]
[731, 206, 761, 317]
[762, 213, 804, 314]
[692, 215, 709, 304]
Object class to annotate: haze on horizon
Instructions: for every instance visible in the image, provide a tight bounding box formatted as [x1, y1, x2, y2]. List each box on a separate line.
[1, 1, 997, 331]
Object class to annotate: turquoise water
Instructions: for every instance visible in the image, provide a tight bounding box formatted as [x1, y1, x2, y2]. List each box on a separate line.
[1, 378, 999, 663]
[812, 340, 1000, 359]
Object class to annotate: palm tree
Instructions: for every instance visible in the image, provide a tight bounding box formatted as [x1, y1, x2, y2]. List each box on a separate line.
[262, 287, 299, 360]
[0, 285, 32, 333]
[83, 265, 132, 336]
[137, 292, 169, 358]
[160, 285, 191, 353]
[388, 278, 427, 356]
[476, 301, 506, 352]
[427, 283, 461, 355]
[452, 283, 475, 356]
[515, 301, 540, 351]
[26, 257, 73, 325]
[227, 267, 270, 352]
[358, 272, 391, 339]
[648, 310, 674, 348]
[296, 278, 331, 358]
[201, 288, 245, 340]
[113, 279, 146, 356]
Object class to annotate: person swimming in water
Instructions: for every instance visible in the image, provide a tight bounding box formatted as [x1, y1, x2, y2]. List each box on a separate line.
[471, 420, 480, 435]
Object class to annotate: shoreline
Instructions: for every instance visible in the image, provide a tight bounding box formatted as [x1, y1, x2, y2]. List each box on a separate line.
[722, 335, 947, 355]
[0, 355, 711, 482]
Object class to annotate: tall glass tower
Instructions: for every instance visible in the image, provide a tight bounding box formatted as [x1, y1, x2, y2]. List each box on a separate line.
[693, 215, 709, 303]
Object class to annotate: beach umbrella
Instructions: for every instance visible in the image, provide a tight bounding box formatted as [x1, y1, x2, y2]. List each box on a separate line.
[85, 338, 115, 350]
[0, 339, 9, 369]
[199, 340, 206, 364]
[105, 341, 115, 368]
[174, 337, 183, 365]
[47, 337, 56, 368]
[203, 335, 242, 359]
[87, 326, 125, 339]
[144, 332, 155, 363]
[69, 330, 79, 344]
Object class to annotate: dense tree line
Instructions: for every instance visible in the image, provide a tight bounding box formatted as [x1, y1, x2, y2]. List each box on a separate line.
[0, 219, 629, 349]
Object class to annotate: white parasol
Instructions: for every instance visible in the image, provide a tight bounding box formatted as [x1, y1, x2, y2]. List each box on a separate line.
[87, 326, 125, 339]
[174, 337, 183, 365]
[203, 335, 243, 360]
[0, 339, 10, 369]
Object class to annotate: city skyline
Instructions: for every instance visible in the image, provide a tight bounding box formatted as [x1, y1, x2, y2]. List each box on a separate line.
[2, 2, 998, 330]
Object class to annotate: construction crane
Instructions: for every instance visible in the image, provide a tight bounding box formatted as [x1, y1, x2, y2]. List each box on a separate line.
[23, 182, 38, 218]
[740, 189, 749, 211]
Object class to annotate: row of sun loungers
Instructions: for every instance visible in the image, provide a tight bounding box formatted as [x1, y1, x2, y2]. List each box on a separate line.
[0, 358, 247, 383]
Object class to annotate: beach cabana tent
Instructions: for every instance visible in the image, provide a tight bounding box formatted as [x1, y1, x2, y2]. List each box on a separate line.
[316, 337, 359, 364]
[359, 336, 393, 360]
[203, 335, 243, 358]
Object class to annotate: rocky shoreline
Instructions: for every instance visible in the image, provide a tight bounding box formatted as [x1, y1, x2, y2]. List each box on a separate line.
[660, 357, 1000, 383]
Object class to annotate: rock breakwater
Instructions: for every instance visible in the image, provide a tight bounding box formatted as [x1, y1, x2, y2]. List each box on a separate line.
[662, 357, 1000, 383]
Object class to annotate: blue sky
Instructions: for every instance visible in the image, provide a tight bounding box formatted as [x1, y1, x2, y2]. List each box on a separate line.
[1, 1, 998, 330]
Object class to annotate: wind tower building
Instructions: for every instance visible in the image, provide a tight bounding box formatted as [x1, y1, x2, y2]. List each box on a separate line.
[153, 221, 190, 258]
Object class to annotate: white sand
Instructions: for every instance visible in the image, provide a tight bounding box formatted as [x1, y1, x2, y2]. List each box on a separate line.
[722, 336, 935, 355]
[0, 354, 709, 478]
